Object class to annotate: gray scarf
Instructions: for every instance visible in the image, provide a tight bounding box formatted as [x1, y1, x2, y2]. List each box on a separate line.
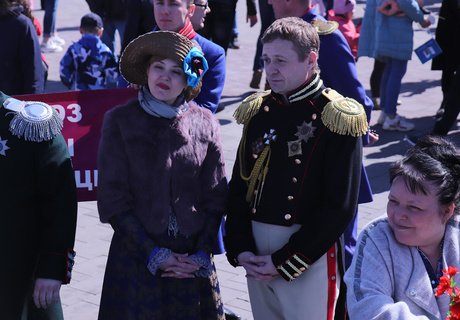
[138, 86, 188, 119]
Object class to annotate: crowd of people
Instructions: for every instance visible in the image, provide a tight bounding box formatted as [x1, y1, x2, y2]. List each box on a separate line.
[1, 0, 460, 319]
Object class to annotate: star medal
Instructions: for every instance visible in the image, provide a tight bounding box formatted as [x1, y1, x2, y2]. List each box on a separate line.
[295, 121, 316, 143]
[288, 140, 302, 157]
[0, 136, 10, 156]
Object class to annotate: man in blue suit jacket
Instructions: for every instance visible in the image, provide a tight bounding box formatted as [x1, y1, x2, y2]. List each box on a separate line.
[153, 0, 226, 113]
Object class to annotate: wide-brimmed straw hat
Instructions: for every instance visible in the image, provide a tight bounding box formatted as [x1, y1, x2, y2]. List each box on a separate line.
[119, 31, 194, 85]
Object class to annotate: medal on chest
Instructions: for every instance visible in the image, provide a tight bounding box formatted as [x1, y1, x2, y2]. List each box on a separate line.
[0, 137, 10, 156]
[288, 121, 316, 157]
[252, 129, 277, 159]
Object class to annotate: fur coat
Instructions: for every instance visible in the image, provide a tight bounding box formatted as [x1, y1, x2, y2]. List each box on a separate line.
[97, 99, 228, 238]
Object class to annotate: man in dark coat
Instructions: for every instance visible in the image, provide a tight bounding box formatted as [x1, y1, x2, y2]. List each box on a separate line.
[121, 0, 155, 53]
[0, 91, 77, 319]
[267, 0, 376, 270]
[224, 17, 368, 319]
[0, 0, 44, 95]
[430, 0, 460, 135]
[85, 0, 128, 55]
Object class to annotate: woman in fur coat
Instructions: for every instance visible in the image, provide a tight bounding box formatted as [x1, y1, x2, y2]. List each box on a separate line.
[97, 31, 228, 320]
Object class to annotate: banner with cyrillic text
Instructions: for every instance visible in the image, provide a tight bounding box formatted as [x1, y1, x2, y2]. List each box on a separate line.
[16, 88, 137, 201]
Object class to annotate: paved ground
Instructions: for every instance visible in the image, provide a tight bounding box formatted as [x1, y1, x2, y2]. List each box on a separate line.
[30, 0, 451, 318]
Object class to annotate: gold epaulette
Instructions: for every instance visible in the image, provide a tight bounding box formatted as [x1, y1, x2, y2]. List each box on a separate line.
[321, 89, 368, 137]
[233, 90, 271, 125]
[311, 20, 338, 35]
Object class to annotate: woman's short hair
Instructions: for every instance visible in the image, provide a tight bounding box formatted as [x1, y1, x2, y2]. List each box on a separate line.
[390, 135, 460, 215]
[261, 17, 320, 73]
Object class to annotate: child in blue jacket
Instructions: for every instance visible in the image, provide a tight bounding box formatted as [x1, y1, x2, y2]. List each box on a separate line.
[60, 13, 118, 90]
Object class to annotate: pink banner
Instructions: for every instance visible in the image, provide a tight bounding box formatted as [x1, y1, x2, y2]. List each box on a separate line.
[16, 88, 138, 201]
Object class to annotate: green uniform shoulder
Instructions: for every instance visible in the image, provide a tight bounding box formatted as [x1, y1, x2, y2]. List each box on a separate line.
[321, 88, 368, 137]
[233, 90, 271, 125]
[2, 96, 63, 142]
[311, 19, 338, 35]
[0, 91, 10, 105]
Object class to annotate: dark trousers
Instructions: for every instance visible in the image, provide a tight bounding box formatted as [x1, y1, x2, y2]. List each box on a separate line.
[20, 284, 64, 320]
[432, 67, 460, 135]
[252, 0, 275, 71]
[22, 299, 64, 320]
[198, 1, 236, 53]
[42, 0, 59, 36]
[370, 59, 385, 98]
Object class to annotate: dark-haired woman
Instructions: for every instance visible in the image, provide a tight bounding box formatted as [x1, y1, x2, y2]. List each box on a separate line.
[345, 135, 460, 319]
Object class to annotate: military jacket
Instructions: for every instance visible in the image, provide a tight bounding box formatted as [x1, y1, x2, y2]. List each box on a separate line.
[307, 12, 374, 205]
[225, 77, 365, 281]
[0, 92, 77, 317]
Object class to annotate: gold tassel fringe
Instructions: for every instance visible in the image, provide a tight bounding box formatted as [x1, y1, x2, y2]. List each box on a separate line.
[321, 90, 368, 137]
[233, 90, 270, 125]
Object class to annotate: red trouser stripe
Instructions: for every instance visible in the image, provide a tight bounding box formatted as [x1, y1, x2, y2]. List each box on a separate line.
[326, 245, 337, 320]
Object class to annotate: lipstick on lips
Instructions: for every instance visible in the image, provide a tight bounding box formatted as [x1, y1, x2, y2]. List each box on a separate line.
[157, 83, 170, 90]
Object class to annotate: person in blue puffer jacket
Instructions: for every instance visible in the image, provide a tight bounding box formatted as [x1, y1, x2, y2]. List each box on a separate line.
[359, 0, 431, 131]
[60, 12, 118, 90]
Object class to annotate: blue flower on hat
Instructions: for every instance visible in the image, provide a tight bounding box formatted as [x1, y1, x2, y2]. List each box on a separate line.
[183, 47, 209, 89]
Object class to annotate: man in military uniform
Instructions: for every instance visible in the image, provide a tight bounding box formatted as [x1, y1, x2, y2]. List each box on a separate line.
[0, 91, 77, 319]
[268, 0, 377, 271]
[224, 17, 367, 319]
